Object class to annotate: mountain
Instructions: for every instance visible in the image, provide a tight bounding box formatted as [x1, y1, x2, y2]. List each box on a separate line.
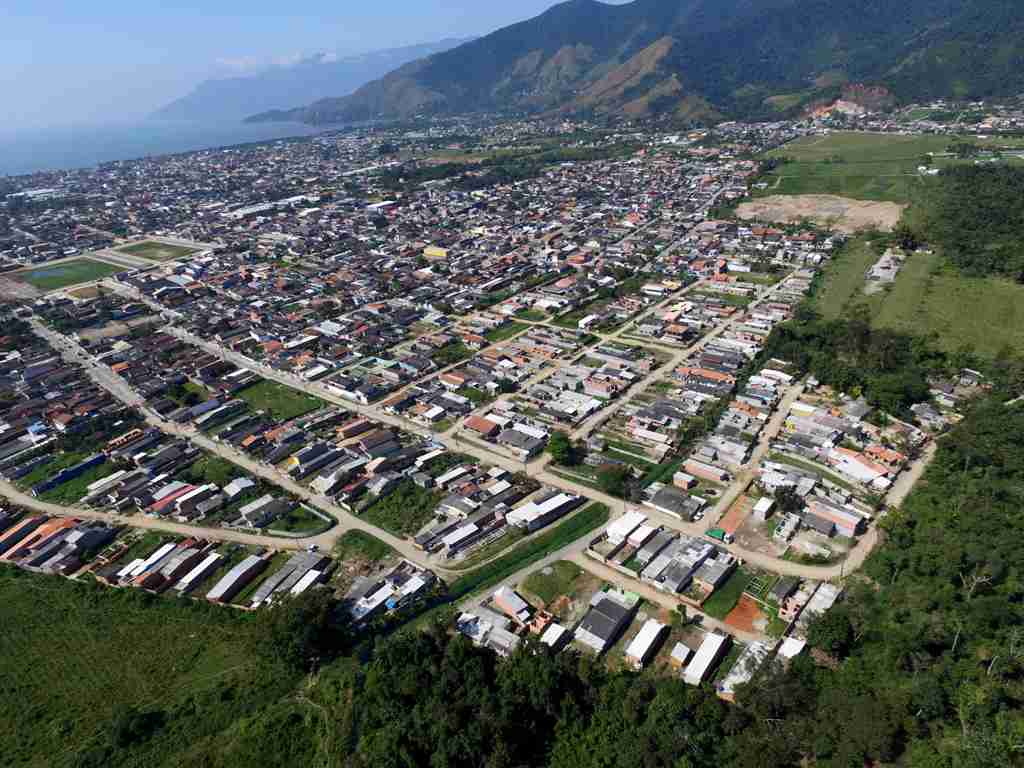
[246, 0, 1024, 125]
[152, 38, 472, 122]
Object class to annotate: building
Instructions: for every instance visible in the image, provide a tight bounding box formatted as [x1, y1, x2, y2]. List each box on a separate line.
[625, 619, 668, 670]
[683, 632, 730, 686]
[575, 594, 635, 654]
[717, 640, 773, 701]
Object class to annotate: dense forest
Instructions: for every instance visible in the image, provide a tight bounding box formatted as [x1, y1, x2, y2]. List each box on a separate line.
[909, 165, 1024, 280]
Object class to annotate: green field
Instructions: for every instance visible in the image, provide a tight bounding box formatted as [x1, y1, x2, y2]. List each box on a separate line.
[333, 530, 396, 564]
[762, 132, 957, 203]
[869, 259, 1024, 357]
[816, 239, 1024, 357]
[13, 259, 121, 291]
[0, 567, 303, 767]
[811, 238, 879, 319]
[237, 380, 323, 421]
[701, 568, 752, 620]
[521, 560, 586, 604]
[484, 321, 529, 343]
[117, 241, 201, 261]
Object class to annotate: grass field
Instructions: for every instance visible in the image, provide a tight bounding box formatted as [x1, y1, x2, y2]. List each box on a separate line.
[701, 568, 752, 620]
[333, 530, 395, 564]
[762, 132, 957, 203]
[812, 238, 878, 319]
[268, 505, 332, 535]
[0, 566, 301, 768]
[237, 380, 323, 421]
[868, 259, 1024, 357]
[484, 321, 529, 343]
[817, 239, 1024, 357]
[13, 259, 121, 291]
[117, 240, 201, 261]
[521, 560, 585, 604]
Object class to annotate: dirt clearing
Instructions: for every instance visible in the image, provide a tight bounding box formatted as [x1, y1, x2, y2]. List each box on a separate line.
[737, 194, 906, 233]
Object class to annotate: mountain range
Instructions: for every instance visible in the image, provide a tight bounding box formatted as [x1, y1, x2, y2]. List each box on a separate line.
[246, 0, 1024, 125]
[152, 38, 471, 122]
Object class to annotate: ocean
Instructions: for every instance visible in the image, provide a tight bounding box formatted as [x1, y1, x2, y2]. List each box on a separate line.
[0, 120, 322, 177]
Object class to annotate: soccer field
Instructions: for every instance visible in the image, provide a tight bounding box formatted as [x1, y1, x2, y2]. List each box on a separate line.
[117, 240, 201, 261]
[761, 132, 957, 203]
[12, 258, 121, 291]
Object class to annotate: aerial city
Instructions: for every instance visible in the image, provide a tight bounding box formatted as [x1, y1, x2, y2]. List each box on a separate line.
[2, 1, 1023, 766]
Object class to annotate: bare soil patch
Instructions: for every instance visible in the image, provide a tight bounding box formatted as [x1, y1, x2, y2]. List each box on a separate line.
[737, 194, 906, 233]
[724, 594, 766, 634]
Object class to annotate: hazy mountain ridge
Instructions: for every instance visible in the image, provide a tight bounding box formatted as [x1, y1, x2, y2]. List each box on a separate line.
[153, 38, 472, 122]
[246, 0, 1024, 126]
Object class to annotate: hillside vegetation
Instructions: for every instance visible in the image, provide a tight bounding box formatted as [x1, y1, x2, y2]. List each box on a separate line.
[249, 0, 1024, 125]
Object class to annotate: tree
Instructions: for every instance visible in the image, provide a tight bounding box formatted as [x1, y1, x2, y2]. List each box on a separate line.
[806, 604, 854, 656]
[775, 487, 804, 514]
[547, 431, 578, 466]
[596, 464, 631, 498]
[256, 589, 346, 671]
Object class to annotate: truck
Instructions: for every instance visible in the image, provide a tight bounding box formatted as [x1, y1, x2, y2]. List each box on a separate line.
[706, 528, 735, 545]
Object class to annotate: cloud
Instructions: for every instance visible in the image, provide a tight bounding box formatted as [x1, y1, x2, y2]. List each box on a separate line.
[213, 51, 333, 77]
[213, 56, 265, 75]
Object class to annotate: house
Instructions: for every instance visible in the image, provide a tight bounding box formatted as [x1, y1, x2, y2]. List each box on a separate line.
[683, 632, 730, 686]
[464, 415, 500, 438]
[717, 640, 773, 702]
[493, 586, 531, 624]
[625, 619, 668, 670]
[575, 596, 634, 654]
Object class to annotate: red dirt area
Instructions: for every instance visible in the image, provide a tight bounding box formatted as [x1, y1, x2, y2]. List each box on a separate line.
[724, 595, 765, 634]
[719, 495, 753, 536]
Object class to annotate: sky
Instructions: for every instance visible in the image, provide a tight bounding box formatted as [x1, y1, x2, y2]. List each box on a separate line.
[2, 0, 630, 131]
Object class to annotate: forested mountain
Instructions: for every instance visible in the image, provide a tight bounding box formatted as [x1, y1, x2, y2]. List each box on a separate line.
[152, 38, 470, 122]
[247, 0, 1024, 125]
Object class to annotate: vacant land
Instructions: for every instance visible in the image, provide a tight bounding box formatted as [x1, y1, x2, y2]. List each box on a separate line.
[11, 259, 121, 291]
[812, 238, 879, 319]
[738, 194, 905, 233]
[759, 131, 955, 203]
[522, 559, 586, 605]
[701, 568, 752, 620]
[237, 380, 323, 421]
[0, 567, 301, 768]
[118, 240, 201, 261]
[362, 481, 442, 536]
[484, 321, 529, 343]
[869, 259, 1024, 357]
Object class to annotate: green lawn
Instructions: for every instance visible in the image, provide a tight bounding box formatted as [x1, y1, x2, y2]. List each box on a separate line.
[16, 450, 90, 490]
[484, 321, 529, 343]
[38, 463, 121, 505]
[446, 503, 610, 602]
[515, 309, 548, 322]
[117, 241, 201, 261]
[521, 560, 585, 604]
[761, 132, 959, 203]
[14, 259, 121, 291]
[268, 505, 332, 535]
[859, 255, 1024, 358]
[237, 380, 323, 421]
[333, 530, 396, 564]
[0, 567, 301, 768]
[701, 568, 752, 620]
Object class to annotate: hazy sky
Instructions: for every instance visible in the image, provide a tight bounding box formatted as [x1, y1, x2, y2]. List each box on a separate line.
[2, 1, 628, 130]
